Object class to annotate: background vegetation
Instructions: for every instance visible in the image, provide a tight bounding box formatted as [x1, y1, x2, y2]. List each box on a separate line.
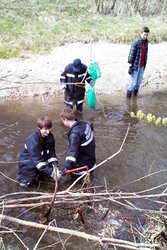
[0, 0, 167, 58]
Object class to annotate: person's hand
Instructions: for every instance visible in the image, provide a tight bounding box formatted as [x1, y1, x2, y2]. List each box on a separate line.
[51, 166, 61, 181]
[60, 168, 68, 176]
[61, 84, 66, 90]
[128, 65, 133, 75]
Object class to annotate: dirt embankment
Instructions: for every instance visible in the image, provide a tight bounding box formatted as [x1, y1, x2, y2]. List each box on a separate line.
[0, 41, 167, 101]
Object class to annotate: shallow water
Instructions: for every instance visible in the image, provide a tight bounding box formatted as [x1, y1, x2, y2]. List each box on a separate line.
[0, 91, 167, 249]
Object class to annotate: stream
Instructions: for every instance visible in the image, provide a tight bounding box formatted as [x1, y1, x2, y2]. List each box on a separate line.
[0, 91, 167, 249]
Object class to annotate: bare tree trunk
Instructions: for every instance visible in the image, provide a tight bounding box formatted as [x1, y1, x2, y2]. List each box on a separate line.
[111, 0, 117, 11]
[93, 0, 166, 16]
[161, 0, 167, 15]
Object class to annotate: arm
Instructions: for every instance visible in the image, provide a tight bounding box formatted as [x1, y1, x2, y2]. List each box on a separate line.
[46, 134, 58, 167]
[26, 139, 53, 176]
[62, 132, 81, 171]
[60, 64, 71, 84]
[85, 71, 92, 84]
[60, 70, 67, 84]
[128, 40, 138, 65]
[144, 40, 148, 69]
[81, 64, 92, 84]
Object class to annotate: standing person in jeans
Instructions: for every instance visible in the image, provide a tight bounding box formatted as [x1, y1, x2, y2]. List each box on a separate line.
[59, 108, 96, 177]
[127, 27, 150, 98]
[17, 116, 59, 188]
[60, 58, 92, 112]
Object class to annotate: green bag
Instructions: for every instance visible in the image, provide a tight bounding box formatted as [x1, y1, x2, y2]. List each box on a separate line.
[88, 61, 101, 83]
[87, 62, 101, 110]
[87, 83, 96, 110]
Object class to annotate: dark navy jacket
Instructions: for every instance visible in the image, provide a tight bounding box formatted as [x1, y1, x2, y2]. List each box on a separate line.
[128, 37, 148, 70]
[18, 129, 58, 182]
[60, 63, 92, 106]
[63, 121, 96, 171]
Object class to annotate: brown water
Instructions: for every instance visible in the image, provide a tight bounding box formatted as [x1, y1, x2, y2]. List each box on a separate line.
[0, 92, 167, 249]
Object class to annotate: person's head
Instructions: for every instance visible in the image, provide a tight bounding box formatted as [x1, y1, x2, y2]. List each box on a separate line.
[60, 108, 75, 128]
[72, 58, 82, 73]
[140, 26, 150, 40]
[37, 116, 52, 137]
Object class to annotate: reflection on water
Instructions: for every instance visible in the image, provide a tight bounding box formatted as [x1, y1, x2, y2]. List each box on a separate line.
[1, 92, 167, 248]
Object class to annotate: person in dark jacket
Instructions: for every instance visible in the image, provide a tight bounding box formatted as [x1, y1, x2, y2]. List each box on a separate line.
[17, 116, 59, 188]
[59, 108, 96, 176]
[127, 27, 150, 98]
[60, 58, 92, 112]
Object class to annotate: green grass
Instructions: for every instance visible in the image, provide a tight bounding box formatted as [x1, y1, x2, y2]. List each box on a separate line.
[0, 0, 166, 58]
[0, 241, 19, 250]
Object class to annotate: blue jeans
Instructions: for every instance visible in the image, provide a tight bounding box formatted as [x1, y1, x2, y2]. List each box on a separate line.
[128, 67, 144, 92]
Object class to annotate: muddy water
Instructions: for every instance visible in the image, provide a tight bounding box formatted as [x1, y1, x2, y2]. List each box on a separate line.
[0, 92, 167, 249]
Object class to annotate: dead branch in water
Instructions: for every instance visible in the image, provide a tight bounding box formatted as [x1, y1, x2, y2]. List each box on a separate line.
[0, 214, 159, 250]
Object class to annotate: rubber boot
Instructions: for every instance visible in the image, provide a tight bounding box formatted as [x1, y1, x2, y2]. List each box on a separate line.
[127, 91, 132, 99]
[134, 89, 138, 96]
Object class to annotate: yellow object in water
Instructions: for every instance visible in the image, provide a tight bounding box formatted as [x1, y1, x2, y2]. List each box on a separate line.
[162, 118, 167, 126]
[146, 113, 153, 123]
[155, 117, 162, 126]
[130, 112, 136, 118]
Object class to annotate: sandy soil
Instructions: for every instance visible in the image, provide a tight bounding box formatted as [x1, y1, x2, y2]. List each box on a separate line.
[0, 41, 167, 101]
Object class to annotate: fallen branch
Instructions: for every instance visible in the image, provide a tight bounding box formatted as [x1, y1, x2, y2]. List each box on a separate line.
[0, 214, 159, 250]
[38, 166, 59, 223]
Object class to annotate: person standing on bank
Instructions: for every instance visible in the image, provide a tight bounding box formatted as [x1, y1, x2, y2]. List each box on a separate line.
[17, 116, 59, 188]
[59, 108, 96, 177]
[60, 58, 92, 112]
[127, 26, 150, 98]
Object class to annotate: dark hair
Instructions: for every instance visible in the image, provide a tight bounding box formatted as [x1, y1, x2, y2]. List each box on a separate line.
[37, 116, 52, 129]
[60, 108, 75, 121]
[141, 27, 150, 33]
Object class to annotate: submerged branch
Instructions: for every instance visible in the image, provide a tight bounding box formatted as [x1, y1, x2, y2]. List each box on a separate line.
[0, 214, 159, 250]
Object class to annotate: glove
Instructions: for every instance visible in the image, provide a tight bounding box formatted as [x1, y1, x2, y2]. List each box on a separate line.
[61, 84, 66, 90]
[51, 166, 61, 181]
[60, 168, 68, 176]
[128, 65, 133, 75]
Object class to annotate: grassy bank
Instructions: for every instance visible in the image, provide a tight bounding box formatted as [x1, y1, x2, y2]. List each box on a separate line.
[0, 0, 167, 58]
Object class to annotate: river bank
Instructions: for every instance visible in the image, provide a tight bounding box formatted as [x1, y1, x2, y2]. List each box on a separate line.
[0, 41, 167, 101]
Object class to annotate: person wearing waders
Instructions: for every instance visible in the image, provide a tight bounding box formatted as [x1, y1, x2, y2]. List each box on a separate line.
[60, 58, 92, 113]
[17, 116, 59, 188]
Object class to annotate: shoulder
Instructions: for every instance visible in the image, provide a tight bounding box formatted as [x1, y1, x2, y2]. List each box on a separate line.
[25, 130, 40, 146]
[132, 37, 141, 46]
[81, 64, 87, 72]
[81, 63, 87, 68]
[73, 120, 90, 132]
[47, 132, 55, 141]
[26, 130, 39, 140]
[69, 121, 83, 134]
[65, 63, 72, 71]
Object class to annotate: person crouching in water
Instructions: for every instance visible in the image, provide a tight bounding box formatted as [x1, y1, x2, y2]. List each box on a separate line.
[59, 108, 96, 179]
[17, 116, 59, 188]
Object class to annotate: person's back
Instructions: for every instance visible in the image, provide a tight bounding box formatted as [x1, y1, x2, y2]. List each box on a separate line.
[60, 108, 96, 176]
[67, 120, 96, 168]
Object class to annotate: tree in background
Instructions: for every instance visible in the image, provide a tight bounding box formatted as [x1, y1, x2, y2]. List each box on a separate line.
[94, 0, 167, 16]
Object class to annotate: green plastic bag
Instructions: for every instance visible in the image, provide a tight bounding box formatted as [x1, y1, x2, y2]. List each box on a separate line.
[88, 61, 101, 83]
[87, 83, 96, 110]
[87, 62, 101, 110]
